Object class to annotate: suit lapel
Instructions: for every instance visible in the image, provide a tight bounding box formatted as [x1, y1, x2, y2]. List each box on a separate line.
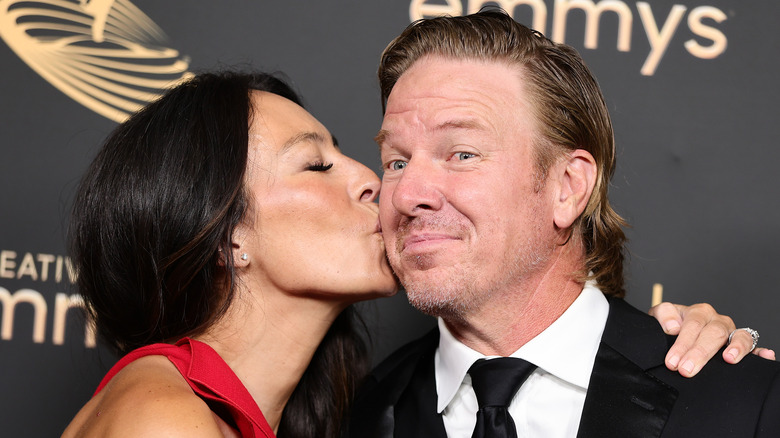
[394, 344, 448, 438]
[577, 298, 678, 438]
[349, 329, 442, 438]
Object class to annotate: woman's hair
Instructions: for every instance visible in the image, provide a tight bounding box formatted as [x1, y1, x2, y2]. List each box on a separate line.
[70, 70, 369, 437]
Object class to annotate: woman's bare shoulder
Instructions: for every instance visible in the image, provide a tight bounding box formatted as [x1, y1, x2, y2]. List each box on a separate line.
[62, 355, 226, 438]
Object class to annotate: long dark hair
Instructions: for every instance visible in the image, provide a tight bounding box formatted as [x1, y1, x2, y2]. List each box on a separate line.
[70, 70, 369, 437]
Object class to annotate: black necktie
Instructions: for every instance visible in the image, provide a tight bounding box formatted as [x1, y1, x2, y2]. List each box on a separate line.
[468, 357, 537, 438]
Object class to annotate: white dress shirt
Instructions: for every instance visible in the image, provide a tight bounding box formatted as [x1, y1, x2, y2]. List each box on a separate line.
[435, 282, 609, 438]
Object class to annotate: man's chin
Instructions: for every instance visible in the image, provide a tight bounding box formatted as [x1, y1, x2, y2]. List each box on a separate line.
[396, 252, 463, 279]
[403, 283, 467, 319]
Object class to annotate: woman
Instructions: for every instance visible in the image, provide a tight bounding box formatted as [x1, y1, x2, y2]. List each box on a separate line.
[61, 70, 765, 438]
[62, 71, 396, 437]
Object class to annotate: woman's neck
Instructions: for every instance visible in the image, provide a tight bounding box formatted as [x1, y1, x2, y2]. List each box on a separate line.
[194, 286, 347, 433]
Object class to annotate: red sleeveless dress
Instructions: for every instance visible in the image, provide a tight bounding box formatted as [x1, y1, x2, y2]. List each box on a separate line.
[95, 338, 276, 437]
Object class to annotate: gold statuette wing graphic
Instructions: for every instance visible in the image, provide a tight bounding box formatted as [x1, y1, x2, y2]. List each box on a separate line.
[0, 0, 192, 122]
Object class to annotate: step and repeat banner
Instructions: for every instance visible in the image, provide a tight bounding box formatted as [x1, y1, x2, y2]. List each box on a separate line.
[1, 1, 778, 436]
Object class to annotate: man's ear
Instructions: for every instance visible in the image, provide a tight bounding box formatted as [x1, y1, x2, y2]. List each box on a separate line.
[552, 149, 597, 230]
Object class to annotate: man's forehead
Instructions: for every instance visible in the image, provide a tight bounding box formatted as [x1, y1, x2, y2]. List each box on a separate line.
[381, 64, 527, 124]
[377, 117, 485, 138]
[375, 117, 495, 157]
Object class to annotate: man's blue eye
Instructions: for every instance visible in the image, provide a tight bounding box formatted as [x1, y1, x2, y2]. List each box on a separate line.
[455, 152, 476, 160]
[390, 161, 407, 171]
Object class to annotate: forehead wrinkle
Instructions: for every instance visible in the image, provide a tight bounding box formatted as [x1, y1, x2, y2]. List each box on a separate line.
[378, 117, 489, 143]
[379, 88, 495, 154]
[434, 119, 486, 133]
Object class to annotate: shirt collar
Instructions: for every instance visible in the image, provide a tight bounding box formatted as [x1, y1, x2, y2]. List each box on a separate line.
[434, 281, 609, 413]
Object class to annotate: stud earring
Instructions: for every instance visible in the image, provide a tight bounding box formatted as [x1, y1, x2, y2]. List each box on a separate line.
[240, 253, 248, 261]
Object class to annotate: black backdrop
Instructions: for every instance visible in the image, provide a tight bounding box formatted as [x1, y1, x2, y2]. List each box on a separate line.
[1, 1, 778, 436]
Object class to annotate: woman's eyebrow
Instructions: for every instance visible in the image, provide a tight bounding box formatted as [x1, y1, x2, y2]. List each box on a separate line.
[281, 131, 327, 153]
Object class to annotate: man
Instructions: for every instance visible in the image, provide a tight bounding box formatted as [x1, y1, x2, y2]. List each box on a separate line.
[350, 10, 780, 437]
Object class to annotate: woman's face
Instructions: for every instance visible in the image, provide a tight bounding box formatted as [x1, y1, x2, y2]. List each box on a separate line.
[238, 91, 397, 302]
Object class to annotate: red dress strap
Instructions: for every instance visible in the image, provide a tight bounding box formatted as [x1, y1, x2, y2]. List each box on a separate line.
[95, 338, 276, 438]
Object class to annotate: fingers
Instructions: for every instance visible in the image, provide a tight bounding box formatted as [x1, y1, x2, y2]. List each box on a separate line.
[648, 302, 683, 335]
[722, 328, 757, 364]
[651, 302, 775, 376]
[661, 303, 735, 378]
[754, 348, 776, 361]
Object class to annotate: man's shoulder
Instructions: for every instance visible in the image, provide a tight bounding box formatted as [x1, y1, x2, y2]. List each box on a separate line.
[605, 296, 780, 375]
[589, 297, 780, 435]
[364, 327, 439, 389]
[605, 297, 780, 413]
[656, 340, 780, 393]
[654, 336, 780, 434]
[347, 329, 439, 438]
[601, 296, 677, 368]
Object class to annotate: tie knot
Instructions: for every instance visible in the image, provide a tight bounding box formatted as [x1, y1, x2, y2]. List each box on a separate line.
[468, 357, 537, 408]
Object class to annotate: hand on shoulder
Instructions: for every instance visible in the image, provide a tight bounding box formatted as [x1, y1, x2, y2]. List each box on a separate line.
[650, 302, 776, 378]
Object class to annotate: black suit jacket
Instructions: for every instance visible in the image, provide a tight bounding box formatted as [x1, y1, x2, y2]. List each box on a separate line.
[349, 297, 780, 437]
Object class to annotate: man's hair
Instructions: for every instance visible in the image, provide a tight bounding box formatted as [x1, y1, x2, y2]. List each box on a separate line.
[378, 9, 627, 297]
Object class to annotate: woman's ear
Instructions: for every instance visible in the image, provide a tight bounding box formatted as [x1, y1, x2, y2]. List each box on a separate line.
[232, 222, 251, 268]
[552, 149, 597, 230]
[219, 222, 250, 268]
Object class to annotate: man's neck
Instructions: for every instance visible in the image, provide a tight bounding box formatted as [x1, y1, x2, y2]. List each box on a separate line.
[442, 246, 586, 356]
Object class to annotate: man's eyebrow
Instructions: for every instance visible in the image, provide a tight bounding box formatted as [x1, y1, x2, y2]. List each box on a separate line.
[374, 119, 484, 150]
[374, 129, 389, 147]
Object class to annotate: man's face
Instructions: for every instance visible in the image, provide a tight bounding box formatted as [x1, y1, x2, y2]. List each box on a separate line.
[377, 56, 559, 319]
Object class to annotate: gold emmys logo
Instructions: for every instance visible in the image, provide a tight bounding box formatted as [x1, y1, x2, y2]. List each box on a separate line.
[1, 249, 94, 347]
[410, 0, 728, 76]
[0, 0, 191, 122]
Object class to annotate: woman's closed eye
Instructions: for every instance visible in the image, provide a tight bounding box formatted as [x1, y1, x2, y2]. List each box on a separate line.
[306, 161, 334, 171]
